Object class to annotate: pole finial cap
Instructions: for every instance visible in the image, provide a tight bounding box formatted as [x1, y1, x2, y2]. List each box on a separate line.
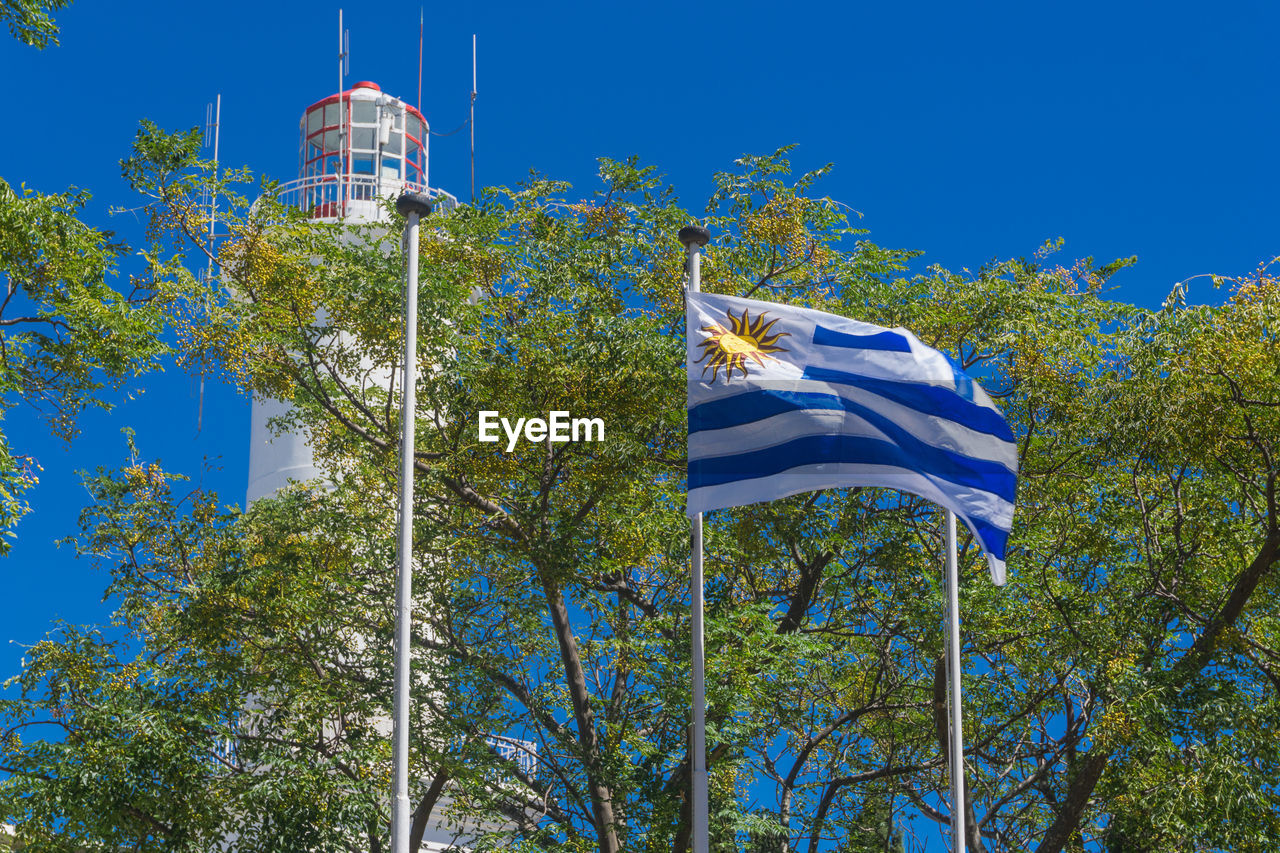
[678, 224, 711, 249]
[396, 191, 433, 219]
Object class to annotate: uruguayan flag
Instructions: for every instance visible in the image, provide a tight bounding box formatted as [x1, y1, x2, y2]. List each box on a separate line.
[687, 292, 1017, 585]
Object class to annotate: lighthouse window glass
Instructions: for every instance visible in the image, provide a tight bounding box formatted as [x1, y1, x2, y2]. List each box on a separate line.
[323, 130, 340, 153]
[381, 157, 401, 179]
[383, 132, 402, 155]
[406, 115, 422, 141]
[352, 154, 374, 175]
[307, 109, 322, 136]
[324, 102, 340, 128]
[352, 127, 375, 150]
[352, 100, 376, 124]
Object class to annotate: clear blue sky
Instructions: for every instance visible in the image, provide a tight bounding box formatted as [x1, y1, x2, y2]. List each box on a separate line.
[2, 0, 1277, 844]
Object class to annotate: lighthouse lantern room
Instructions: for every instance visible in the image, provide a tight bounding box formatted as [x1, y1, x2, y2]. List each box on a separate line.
[273, 80, 457, 224]
[246, 79, 457, 504]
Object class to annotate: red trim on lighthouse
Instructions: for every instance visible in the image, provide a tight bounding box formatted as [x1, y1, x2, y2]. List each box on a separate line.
[301, 84, 426, 130]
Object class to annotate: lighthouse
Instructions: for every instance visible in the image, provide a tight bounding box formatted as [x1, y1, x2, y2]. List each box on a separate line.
[235, 75, 532, 851]
[245, 81, 458, 504]
[235, 79, 509, 853]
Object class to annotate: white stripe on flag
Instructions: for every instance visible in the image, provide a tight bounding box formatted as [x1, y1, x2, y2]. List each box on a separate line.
[685, 462, 1010, 585]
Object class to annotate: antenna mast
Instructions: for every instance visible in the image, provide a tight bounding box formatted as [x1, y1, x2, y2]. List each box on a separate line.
[338, 10, 350, 216]
[470, 34, 476, 204]
[416, 8, 423, 120]
[197, 93, 221, 436]
[206, 94, 221, 277]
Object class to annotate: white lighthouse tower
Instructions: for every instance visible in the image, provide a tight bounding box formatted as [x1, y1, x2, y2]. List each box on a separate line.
[235, 81, 480, 852]
[238, 76, 532, 852]
[245, 80, 458, 504]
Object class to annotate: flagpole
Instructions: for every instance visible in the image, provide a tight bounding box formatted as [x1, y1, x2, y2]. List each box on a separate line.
[391, 191, 432, 853]
[679, 224, 711, 853]
[944, 508, 966, 853]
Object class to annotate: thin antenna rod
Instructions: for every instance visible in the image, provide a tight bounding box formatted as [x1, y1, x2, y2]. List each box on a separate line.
[208, 94, 221, 255]
[470, 34, 476, 204]
[338, 10, 349, 216]
[416, 8, 423, 120]
[197, 93, 221, 437]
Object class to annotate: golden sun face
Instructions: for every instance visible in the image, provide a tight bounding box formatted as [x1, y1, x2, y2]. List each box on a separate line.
[695, 307, 790, 383]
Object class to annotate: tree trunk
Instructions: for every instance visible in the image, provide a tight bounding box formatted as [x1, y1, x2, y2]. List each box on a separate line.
[409, 768, 450, 853]
[1034, 754, 1107, 853]
[541, 572, 621, 853]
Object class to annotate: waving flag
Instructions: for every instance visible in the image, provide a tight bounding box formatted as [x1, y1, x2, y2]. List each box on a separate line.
[687, 291, 1017, 585]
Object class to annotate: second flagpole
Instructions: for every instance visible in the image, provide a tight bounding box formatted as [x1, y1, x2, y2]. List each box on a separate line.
[945, 508, 966, 853]
[680, 224, 711, 853]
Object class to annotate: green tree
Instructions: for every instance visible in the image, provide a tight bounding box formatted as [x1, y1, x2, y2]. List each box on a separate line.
[0, 6, 205, 554]
[1, 0, 72, 48]
[2, 130, 1277, 853]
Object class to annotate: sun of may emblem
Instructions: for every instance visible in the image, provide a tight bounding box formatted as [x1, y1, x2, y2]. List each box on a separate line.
[695, 307, 791, 383]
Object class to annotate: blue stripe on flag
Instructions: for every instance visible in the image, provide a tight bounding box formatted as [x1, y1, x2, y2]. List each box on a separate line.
[800, 367, 1012, 441]
[966, 515, 1010, 564]
[688, 435, 1013, 553]
[812, 324, 912, 353]
[688, 391, 1017, 505]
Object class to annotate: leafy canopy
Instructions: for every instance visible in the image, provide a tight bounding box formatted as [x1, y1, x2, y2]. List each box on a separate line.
[0, 0, 72, 48]
[0, 14, 208, 554]
[2, 128, 1278, 853]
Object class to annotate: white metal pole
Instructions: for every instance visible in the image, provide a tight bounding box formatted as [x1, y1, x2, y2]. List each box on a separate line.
[690, 515, 707, 853]
[337, 9, 343, 215]
[680, 224, 711, 853]
[391, 192, 431, 853]
[208, 93, 220, 262]
[338, 10, 348, 217]
[416, 7, 423, 127]
[197, 93, 220, 435]
[945, 508, 966, 853]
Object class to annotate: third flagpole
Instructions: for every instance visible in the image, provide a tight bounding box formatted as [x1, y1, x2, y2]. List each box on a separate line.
[680, 224, 711, 853]
[945, 508, 966, 853]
